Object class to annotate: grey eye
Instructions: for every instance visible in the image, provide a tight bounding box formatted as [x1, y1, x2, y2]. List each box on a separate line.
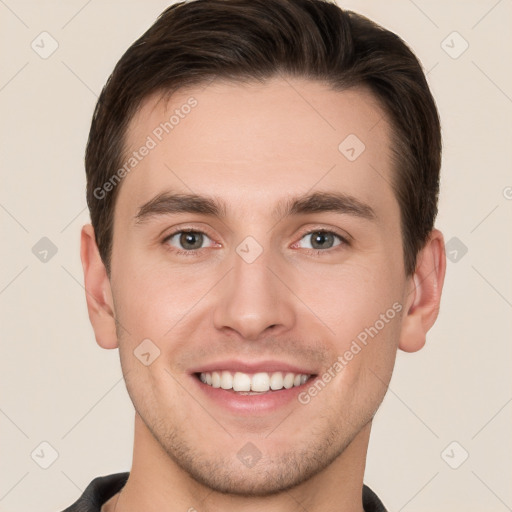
[299, 231, 342, 250]
[167, 231, 210, 250]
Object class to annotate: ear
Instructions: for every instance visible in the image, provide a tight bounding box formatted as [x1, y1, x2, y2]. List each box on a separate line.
[398, 228, 446, 353]
[80, 224, 118, 349]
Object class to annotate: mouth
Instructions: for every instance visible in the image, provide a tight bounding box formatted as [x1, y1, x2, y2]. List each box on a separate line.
[189, 360, 319, 414]
[194, 370, 315, 394]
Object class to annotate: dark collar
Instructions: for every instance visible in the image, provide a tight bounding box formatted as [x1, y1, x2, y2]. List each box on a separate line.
[61, 472, 387, 511]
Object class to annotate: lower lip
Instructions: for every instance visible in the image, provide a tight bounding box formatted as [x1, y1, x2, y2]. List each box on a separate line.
[191, 374, 317, 415]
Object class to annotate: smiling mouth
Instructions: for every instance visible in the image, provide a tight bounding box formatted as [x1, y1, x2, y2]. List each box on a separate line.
[194, 370, 315, 394]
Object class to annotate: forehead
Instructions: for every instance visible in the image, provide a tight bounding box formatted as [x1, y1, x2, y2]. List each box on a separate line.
[117, 77, 396, 224]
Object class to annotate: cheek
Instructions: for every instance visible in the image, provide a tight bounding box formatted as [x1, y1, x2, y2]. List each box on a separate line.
[323, 304, 402, 423]
[112, 251, 215, 338]
[292, 260, 403, 389]
[291, 259, 402, 338]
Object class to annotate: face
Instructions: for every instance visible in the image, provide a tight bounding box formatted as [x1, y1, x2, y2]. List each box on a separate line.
[109, 78, 411, 495]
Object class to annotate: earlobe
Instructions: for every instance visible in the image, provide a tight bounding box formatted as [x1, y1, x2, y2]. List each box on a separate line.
[398, 229, 446, 353]
[80, 224, 119, 349]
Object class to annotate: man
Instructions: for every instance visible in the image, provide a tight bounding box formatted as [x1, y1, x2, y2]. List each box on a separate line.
[64, 0, 446, 510]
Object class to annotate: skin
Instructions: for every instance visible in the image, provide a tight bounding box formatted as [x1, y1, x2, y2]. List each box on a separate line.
[81, 77, 446, 512]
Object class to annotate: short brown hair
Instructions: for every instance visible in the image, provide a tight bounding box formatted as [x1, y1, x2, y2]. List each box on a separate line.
[85, 0, 441, 276]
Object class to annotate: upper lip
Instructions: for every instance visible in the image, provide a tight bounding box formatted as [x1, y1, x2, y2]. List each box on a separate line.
[190, 359, 318, 375]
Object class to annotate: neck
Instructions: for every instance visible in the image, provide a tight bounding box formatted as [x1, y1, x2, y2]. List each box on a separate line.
[103, 414, 370, 512]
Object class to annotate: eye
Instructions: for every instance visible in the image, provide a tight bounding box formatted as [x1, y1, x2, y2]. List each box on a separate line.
[164, 230, 214, 251]
[296, 230, 345, 251]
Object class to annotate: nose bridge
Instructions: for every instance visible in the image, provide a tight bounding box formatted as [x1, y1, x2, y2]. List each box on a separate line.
[213, 244, 295, 340]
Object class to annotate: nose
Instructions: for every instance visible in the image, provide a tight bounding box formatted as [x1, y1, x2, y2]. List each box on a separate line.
[212, 250, 296, 341]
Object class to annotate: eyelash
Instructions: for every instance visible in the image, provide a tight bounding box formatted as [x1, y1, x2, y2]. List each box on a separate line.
[162, 227, 350, 257]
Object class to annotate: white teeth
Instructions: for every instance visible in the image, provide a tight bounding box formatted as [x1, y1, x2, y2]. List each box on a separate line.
[233, 372, 251, 392]
[211, 371, 221, 388]
[251, 372, 270, 392]
[220, 370, 233, 390]
[283, 373, 294, 389]
[270, 372, 284, 390]
[198, 370, 312, 392]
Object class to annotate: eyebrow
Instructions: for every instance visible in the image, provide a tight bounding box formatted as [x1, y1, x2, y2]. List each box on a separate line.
[134, 190, 376, 225]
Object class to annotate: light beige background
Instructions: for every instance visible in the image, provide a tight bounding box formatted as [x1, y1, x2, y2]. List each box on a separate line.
[1, 1, 511, 511]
